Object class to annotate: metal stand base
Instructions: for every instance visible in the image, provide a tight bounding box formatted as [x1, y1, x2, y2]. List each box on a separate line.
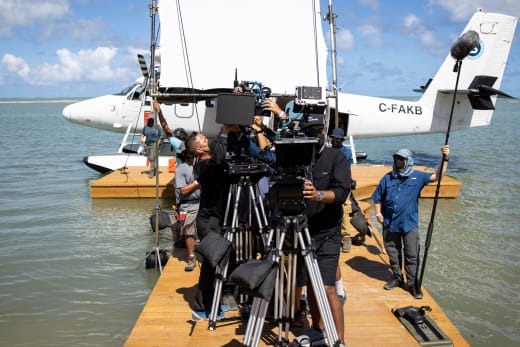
[242, 215, 343, 347]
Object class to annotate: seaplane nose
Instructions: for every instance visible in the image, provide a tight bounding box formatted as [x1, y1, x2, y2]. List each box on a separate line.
[62, 104, 73, 121]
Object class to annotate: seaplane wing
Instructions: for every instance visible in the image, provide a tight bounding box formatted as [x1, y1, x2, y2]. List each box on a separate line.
[62, 3, 517, 140]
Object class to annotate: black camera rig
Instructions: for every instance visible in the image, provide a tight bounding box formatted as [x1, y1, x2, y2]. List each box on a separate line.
[238, 80, 272, 117]
[266, 137, 318, 215]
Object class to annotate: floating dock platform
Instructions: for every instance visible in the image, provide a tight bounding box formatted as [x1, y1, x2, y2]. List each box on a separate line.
[124, 223, 468, 346]
[90, 165, 460, 199]
[90, 166, 175, 198]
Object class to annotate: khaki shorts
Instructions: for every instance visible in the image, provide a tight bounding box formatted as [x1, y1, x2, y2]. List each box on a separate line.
[180, 210, 198, 236]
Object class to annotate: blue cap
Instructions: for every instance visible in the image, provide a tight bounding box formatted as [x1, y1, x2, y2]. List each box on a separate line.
[330, 128, 345, 138]
[393, 148, 413, 159]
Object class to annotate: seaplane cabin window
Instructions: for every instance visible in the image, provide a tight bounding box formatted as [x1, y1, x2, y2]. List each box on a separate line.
[129, 86, 146, 100]
[115, 84, 136, 96]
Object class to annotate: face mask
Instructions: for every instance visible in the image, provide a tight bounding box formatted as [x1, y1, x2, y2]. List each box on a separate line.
[331, 140, 342, 149]
[394, 157, 406, 170]
[317, 133, 325, 148]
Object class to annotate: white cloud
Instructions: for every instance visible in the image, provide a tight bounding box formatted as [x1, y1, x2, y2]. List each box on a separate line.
[2, 47, 132, 85]
[429, 0, 520, 21]
[402, 14, 445, 55]
[358, 24, 383, 47]
[3, 54, 30, 78]
[0, 0, 70, 38]
[358, 0, 380, 11]
[336, 29, 354, 51]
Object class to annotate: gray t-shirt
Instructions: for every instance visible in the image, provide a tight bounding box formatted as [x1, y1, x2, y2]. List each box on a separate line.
[175, 162, 200, 212]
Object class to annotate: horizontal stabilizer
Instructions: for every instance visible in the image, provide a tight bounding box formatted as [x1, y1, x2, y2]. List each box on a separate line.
[438, 75, 513, 110]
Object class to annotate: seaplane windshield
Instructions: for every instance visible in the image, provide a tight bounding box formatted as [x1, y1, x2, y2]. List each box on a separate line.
[128, 85, 146, 101]
[114, 84, 137, 96]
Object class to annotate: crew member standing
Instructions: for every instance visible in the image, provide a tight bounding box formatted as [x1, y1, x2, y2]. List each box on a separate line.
[175, 149, 200, 272]
[298, 114, 350, 345]
[140, 116, 163, 178]
[372, 145, 450, 299]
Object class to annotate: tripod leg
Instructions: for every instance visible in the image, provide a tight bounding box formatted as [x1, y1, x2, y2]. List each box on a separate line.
[209, 183, 243, 330]
[208, 230, 234, 330]
[242, 224, 287, 347]
[154, 246, 163, 273]
[297, 226, 341, 347]
[250, 298, 269, 347]
[243, 296, 261, 346]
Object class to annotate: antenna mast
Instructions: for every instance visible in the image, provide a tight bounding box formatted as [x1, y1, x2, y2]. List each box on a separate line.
[325, 0, 339, 128]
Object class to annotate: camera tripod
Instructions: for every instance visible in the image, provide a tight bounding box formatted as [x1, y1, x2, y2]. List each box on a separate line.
[208, 175, 269, 330]
[242, 214, 342, 347]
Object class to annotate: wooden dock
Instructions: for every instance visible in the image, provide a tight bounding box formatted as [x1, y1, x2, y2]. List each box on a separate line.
[90, 166, 175, 198]
[90, 165, 460, 199]
[125, 225, 468, 347]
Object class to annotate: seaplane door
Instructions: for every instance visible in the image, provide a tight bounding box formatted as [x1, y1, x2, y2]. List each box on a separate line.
[120, 86, 150, 128]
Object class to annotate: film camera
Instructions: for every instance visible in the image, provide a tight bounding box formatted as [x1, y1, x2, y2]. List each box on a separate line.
[239, 80, 272, 117]
[266, 137, 318, 215]
[214, 93, 270, 182]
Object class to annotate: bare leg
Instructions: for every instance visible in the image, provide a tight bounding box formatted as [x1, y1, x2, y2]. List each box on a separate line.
[185, 235, 195, 257]
[307, 285, 345, 343]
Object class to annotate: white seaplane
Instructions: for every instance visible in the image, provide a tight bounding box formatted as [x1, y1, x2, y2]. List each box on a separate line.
[61, 1, 517, 173]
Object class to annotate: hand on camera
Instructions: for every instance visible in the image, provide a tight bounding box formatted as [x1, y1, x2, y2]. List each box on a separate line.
[261, 98, 283, 116]
[303, 180, 318, 200]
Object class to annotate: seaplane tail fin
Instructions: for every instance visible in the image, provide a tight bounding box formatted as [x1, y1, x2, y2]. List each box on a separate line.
[420, 10, 517, 132]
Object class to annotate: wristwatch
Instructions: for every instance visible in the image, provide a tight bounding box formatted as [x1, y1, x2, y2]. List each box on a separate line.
[317, 191, 324, 201]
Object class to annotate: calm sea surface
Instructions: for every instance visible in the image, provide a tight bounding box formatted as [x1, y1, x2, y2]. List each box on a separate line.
[0, 99, 518, 346]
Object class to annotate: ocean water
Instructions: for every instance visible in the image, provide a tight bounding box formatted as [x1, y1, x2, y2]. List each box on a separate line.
[0, 99, 518, 346]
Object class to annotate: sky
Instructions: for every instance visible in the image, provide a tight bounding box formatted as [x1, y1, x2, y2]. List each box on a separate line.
[0, 0, 519, 99]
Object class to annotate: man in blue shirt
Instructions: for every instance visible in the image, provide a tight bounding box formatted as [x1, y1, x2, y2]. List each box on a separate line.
[140, 117, 163, 178]
[372, 145, 449, 299]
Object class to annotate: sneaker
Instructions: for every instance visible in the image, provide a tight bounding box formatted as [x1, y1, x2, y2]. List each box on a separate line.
[305, 328, 327, 346]
[338, 290, 347, 305]
[341, 236, 352, 253]
[190, 309, 224, 321]
[185, 255, 196, 272]
[292, 334, 311, 346]
[409, 283, 424, 299]
[190, 309, 208, 321]
[384, 275, 403, 290]
[208, 310, 225, 321]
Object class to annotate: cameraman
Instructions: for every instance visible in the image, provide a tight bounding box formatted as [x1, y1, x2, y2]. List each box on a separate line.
[185, 125, 235, 319]
[298, 114, 351, 345]
[186, 124, 273, 319]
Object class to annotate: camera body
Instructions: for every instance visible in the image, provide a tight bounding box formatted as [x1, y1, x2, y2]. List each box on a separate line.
[267, 137, 318, 215]
[239, 80, 272, 117]
[293, 86, 327, 115]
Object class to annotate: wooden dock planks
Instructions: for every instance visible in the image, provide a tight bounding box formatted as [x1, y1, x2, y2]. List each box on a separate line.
[90, 166, 175, 198]
[125, 225, 469, 347]
[90, 164, 460, 199]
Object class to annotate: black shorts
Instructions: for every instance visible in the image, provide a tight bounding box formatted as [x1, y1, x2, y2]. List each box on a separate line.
[297, 231, 341, 287]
